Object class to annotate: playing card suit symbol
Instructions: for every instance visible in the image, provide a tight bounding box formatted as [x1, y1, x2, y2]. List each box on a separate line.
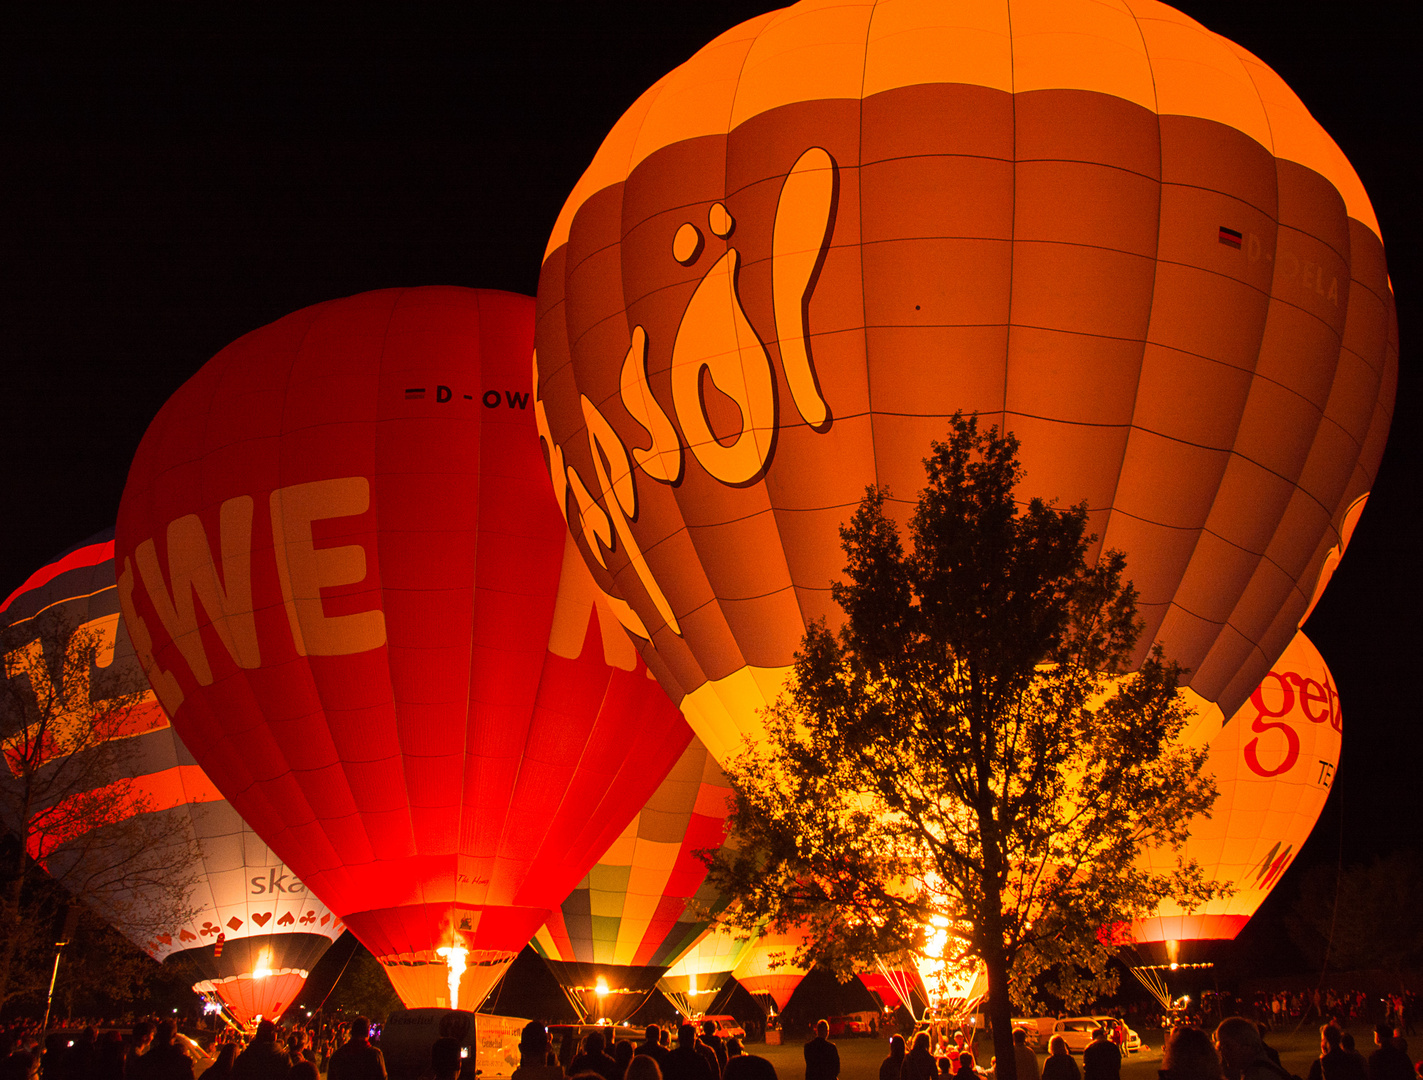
[156, 934, 173, 946]
[200, 922, 218, 937]
[227, 916, 244, 931]
[319, 914, 330, 926]
[277, 912, 295, 926]
[299, 911, 315, 925]
[179, 929, 197, 942]
[252, 912, 272, 927]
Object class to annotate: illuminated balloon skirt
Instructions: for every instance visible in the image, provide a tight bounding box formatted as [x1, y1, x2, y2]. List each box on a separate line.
[195, 968, 310, 1026]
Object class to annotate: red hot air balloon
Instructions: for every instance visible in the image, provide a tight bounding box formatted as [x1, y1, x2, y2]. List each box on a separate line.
[532, 0, 1396, 763]
[114, 287, 691, 1010]
[1, 534, 342, 1026]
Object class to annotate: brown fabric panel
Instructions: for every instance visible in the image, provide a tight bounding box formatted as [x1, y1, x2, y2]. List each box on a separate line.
[1006, 328, 1142, 427]
[1009, 242, 1157, 339]
[1341, 221, 1393, 378]
[1013, 160, 1160, 257]
[1112, 431, 1231, 530]
[621, 135, 734, 245]
[860, 156, 1014, 243]
[1149, 203, 1274, 370]
[861, 82, 1013, 165]
[1276, 158, 1350, 266]
[1015, 89, 1160, 180]
[1158, 115, 1278, 220]
[773, 504, 864, 592]
[684, 507, 793, 602]
[1295, 418, 1362, 521]
[1192, 623, 1257, 710]
[763, 413, 877, 512]
[536, 247, 572, 372]
[657, 577, 746, 686]
[861, 237, 1012, 327]
[1325, 341, 1385, 449]
[1232, 375, 1325, 486]
[1099, 513, 1202, 609]
[1255, 302, 1348, 412]
[1263, 488, 1333, 584]
[1225, 558, 1296, 656]
[1202, 455, 1296, 555]
[869, 413, 992, 505]
[1171, 531, 1261, 625]
[1008, 415, 1129, 513]
[1150, 604, 1224, 676]
[777, 327, 874, 435]
[862, 326, 1007, 419]
[718, 588, 808, 671]
[1133, 343, 1254, 450]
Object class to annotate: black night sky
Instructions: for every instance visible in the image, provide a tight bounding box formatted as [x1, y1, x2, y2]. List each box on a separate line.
[3, 0, 1418, 958]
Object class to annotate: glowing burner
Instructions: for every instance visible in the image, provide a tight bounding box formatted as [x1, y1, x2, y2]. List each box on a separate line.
[436, 944, 469, 1011]
[252, 948, 274, 980]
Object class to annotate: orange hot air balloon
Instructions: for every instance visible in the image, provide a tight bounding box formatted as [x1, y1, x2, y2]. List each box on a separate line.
[532, 735, 733, 1023]
[0, 534, 342, 1026]
[1128, 630, 1340, 965]
[733, 929, 809, 1015]
[114, 287, 692, 1010]
[532, 0, 1396, 762]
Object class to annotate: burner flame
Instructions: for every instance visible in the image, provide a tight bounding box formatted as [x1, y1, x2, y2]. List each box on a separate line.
[436, 943, 469, 1011]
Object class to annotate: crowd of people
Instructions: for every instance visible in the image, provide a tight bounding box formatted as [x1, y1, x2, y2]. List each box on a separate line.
[0, 1013, 392, 1079]
[513, 1020, 781, 1080]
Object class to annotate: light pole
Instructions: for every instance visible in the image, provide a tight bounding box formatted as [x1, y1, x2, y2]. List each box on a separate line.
[41, 905, 80, 1033]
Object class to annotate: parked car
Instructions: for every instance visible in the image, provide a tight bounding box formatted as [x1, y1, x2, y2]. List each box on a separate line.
[1050, 1017, 1142, 1054]
[698, 1014, 747, 1041]
[825, 1012, 878, 1038]
[1012, 1018, 1049, 1049]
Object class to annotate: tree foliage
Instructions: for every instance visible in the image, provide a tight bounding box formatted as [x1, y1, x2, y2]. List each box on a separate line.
[703, 415, 1218, 1079]
[0, 612, 202, 1012]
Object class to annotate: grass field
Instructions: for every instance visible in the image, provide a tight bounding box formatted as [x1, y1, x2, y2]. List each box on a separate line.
[751, 1025, 1340, 1080]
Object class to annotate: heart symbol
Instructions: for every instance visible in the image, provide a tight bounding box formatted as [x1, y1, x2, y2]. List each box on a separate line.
[227, 916, 244, 931]
[319, 914, 330, 926]
[157, 934, 173, 945]
[277, 912, 295, 926]
[252, 912, 271, 927]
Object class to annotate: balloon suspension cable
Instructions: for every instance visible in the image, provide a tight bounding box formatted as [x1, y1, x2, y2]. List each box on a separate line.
[315, 934, 363, 1013]
[1296, 773, 1346, 1035]
[1128, 963, 1173, 1012]
[875, 958, 923, 1023]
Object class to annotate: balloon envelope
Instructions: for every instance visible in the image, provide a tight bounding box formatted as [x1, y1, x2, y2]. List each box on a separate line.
[1132, 629, 1341, 949]
[657, 926, 755, 1018]
[114, 287, 692, 1009]
[534, 734, 732, 1022]
[532, 0, 1396, 763]
[0, 534, 340, 1025]
[733, 929, 808, 1013]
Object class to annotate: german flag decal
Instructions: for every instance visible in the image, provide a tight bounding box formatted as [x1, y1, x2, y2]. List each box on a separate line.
[1219, 226, 1243, 248]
